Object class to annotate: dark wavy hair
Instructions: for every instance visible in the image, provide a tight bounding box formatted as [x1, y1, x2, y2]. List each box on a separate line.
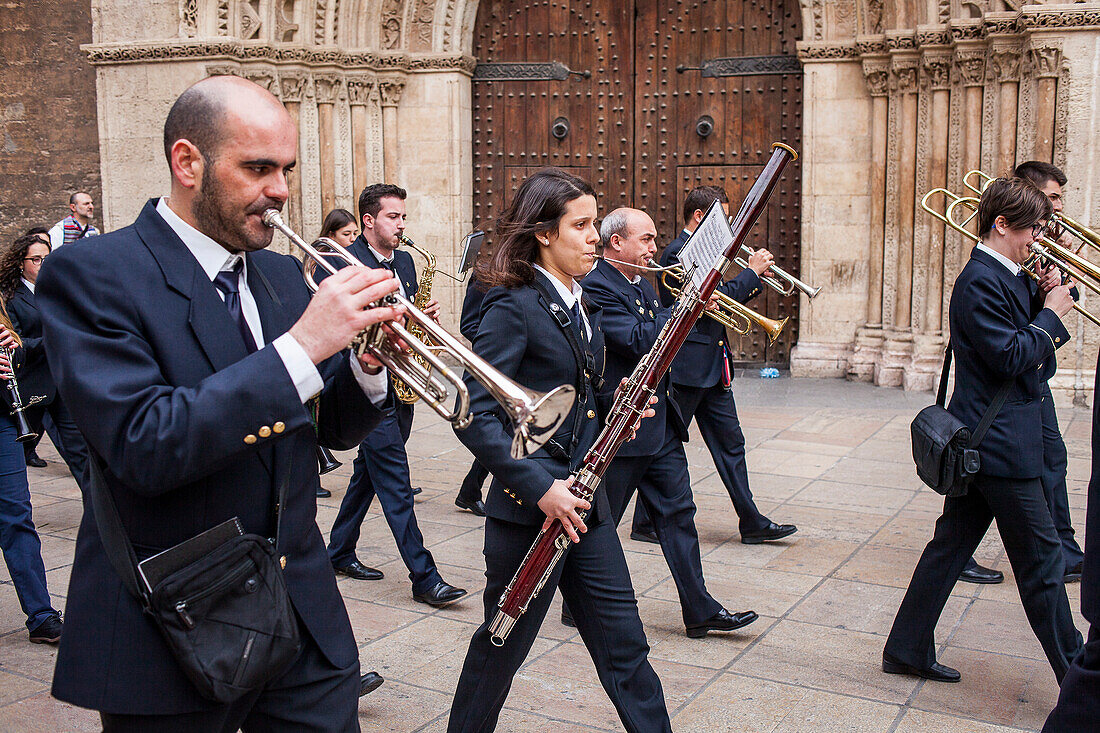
[477, 168, 596, 289]
[319, 208, 356, 239]
[0, 232, 50, 301]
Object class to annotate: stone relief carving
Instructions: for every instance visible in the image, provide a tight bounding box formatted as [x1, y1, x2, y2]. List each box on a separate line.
[832, 1, 856, 40]
[334, 91, 354, 210]
[205, 63, 240, 77]
[378, 78, 406, 107]
[298, 76, 323, 236]
[280, 71, 308, 103]
[314, 0, 327, 45]
[243, 68, 279, 95]
[345, 75, 376, 104]
[1053, 61, 1070, 171]
[382, 0, 405, 49]
[889, 58, 919, 94]
[1027, 44, 1062, 79]
[796, 42, 860, 60]
[863, 0, 883, 35]
[332, 0, 341, 45]
[921, 54, 952, 91]
[411, 0, 436, 51]
[240, 0, 262, 40]
[217, 0, 230, 35]
[442, 0, 457, 50]
[313, 75, 344, 104]
[862, 59, 889, 96]
[275, 0, 299, 43]
[953, 48, 986, 86]
[988, 45, 1021, 82]
[180, 0, 199, 38]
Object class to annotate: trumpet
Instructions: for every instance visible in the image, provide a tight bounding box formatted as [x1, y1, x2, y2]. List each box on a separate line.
[731, 241, 821, 299]
[594, 255, 788, 343]
[920, 187, 1100, 328]
[263, 209, 576, 459]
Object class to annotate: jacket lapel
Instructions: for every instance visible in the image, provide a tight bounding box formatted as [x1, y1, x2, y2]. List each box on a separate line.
[971, 248, 1031, 318]
[245, 253, 293, 345]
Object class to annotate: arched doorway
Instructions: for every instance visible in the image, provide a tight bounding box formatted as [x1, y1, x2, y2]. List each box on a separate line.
[471, 0, 804, 365]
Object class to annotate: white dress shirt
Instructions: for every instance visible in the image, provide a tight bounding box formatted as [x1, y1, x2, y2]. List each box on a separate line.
[20, 277, 34, 295]
[976, 243, 1022, 276]
[155, 198, 387, 405]
[533, 263, 591, 339]
[368, 244, 407, 298]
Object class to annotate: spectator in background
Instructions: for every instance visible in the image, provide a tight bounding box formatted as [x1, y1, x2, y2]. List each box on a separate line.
[48, 192, 100, 249]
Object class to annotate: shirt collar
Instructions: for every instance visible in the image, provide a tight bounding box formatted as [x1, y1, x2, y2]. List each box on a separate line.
[975, 243, 1021, 276]
[611, 262, 642, 285]
[368, 244, 395, 265]
[20, 277, 34, 295]
[156, 197, 242, 280]
[532, 263, 583, 308]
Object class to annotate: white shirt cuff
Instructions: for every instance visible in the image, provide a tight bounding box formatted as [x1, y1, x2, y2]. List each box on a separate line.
[349, 354, 390, 406]
[273, 333, 324, 403]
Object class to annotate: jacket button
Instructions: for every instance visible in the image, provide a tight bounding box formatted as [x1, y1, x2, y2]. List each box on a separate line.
[587, 409, 596, 419]
[244, 434, 258, 444]
[1055, 337, 1061, 343]
[718, 340, 724, 346]
[273, 422, 285, 434]
[279, 556, 287, 569]
[259, 426, 272, 438]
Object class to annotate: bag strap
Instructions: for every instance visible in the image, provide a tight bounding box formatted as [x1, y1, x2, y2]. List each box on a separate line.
[935, 346, 952, 406]
[529, 277, 586, 455]
[938, 341, 1012, 448]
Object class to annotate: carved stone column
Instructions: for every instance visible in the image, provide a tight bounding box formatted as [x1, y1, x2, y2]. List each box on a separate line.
[1028, 42, 1062, 162]
[279, 71, 308, 237]
[314, 75, 343, 217]
[953, 46, 986, 276]
[876, 53, 919, 387]
[378, 77, 406, 182]
[848, 57, 889, 382]
[990, 42, 1022, 176]
[346, 75, 376, 202]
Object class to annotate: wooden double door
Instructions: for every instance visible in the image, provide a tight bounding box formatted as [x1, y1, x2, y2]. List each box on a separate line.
[472, 0, 803, 365]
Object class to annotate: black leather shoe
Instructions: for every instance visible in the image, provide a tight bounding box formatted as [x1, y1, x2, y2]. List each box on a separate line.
[411, 486, 423, 496]
[882, 653, 960, 682]
[455, 495, 487, 517]
[28, 613, 62, 644]
[959, 562, 1003, 584]
[560, 612, 576, 628]
[686, 608, 758, 638]
[315, 487, 332, 498]
[740, 522, 798, 544]
[359, 671, 384, 696]
[630, 528, 660, 544]
[334, 560, 384, 581]
[413, 581, 467, 607]
[25, 454, 47, 468]
[1065, 562, 1083, 583]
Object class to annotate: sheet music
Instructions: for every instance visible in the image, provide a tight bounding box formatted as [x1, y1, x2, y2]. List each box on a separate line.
[458, 231, 485, 274]
[677, 198, 735, 290]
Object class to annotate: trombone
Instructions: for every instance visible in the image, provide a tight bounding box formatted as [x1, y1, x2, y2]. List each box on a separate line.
[263, 209, 576, 459]
[920, 187, 1100, 328]
[595, 255, 788, 343]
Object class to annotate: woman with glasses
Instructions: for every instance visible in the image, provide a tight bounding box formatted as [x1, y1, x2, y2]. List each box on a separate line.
[883, 177, 1082, 685]
[0, 232, 88, 491]
[0, 234, 64, 644]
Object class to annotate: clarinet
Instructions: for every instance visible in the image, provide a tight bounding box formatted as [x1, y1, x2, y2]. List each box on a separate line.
[487, 143, 797, 646]
[2, 346, 41, 443]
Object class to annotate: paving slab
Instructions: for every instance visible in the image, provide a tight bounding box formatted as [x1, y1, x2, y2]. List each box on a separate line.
[0, 376, 1091, 732]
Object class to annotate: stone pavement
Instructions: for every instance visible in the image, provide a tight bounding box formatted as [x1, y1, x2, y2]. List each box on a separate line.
[0, 377, 1091, 732]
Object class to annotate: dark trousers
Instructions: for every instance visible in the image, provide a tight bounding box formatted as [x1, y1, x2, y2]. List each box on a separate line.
[605, 438, 721, 626]
[1044, 625, 1100, 731]
[1039, 386, 1084, 568]
[327, 405, 442, 594]
[634, 383, 766, 535]
[885, 474, 1082, 682]
[26, 398, 89, 493]
[459, 459, 490, 503]
[100, 621, 359, 732]
[0, 414, 57, 629]
[448, 514, 671, 733]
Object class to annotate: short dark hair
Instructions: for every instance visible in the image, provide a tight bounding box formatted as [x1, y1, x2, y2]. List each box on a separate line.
[1014, 161, 1067, 188]
[69, 192, 90, 205]
[163, 85, 228, 165]
[320, 208, 356, 239]
[683, 185, 729, 224]
[977, 177, 1053, 239]
[357, 184, 407, 224]
[23, 226, 48, 236]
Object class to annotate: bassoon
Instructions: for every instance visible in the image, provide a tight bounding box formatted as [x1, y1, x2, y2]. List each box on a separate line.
[488, 142, 798, 646]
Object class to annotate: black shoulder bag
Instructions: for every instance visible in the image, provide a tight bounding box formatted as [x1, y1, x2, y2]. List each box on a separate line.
[87, 451, 300, 703]
[910, 345, 1012, 497]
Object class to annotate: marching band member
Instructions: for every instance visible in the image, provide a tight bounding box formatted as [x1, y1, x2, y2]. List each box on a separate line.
[447, 168, 671, 732]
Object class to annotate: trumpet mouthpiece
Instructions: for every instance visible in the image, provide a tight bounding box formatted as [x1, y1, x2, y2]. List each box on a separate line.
[261, 209, 283, 227]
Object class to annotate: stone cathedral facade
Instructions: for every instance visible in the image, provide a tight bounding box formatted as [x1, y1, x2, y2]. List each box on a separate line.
[30, 1, 1100, 398]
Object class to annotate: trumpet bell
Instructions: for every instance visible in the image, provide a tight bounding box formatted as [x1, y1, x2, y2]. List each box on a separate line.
[509, 384, 577, 460]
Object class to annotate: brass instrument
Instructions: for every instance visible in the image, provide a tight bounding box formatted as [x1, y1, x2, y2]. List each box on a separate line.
[920, 187, 1100, 328]
[661, 264, 789, 343]
[730, 239, 821, 299]
[264, 210, 576, 458]
[391, 233, 434, 404]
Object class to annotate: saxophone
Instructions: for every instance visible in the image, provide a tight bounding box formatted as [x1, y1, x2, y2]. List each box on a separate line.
[392, 232, 436, 404]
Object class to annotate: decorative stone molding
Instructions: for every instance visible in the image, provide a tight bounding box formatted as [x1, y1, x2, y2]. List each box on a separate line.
[796, 41, 861, 61]
[240, 1, 263, 40]
[862, 58, 889, 96]
[242, 68, 279, 96]
[988, 44, 1022, 82]
[411, 0, 436, 51]
[888, 56, 919, 94]
[314, 0, 327, 45]
[953, 47, 986, 86]
[1021, 7, 1100, 31]
[1027, 43, 1062, 79]
[382, 0, 405, 50]
[276, 0, 300, 44]
[920, 51, 952, 90]
[378, 78, 406, 108]
[81, 41, 477, 75]
[205, 63, 240, 77]
[345, 75, 376, 105]
[916, 27, 951, 47]
[885, 31, 917, 50]
[279, 71, 309, 103]
[180, 0, 199, 38]
[856, 35, 888, 55]
[313, 75, 344, 104]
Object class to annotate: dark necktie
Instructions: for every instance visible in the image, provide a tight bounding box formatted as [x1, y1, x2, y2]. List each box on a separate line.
[214, 259, 258, 353]
[572, 301, 587, 345]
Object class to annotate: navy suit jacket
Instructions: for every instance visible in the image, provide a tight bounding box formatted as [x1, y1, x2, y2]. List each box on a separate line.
[454, 270, 610, 526]
[658, 229, 763, 389]
[460, 276, 487, 342]
[39, 200, 383, 714]
[7, 281, 56, 405]
[947, 247, 1070, 479]
[582, 259, 687, 457]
